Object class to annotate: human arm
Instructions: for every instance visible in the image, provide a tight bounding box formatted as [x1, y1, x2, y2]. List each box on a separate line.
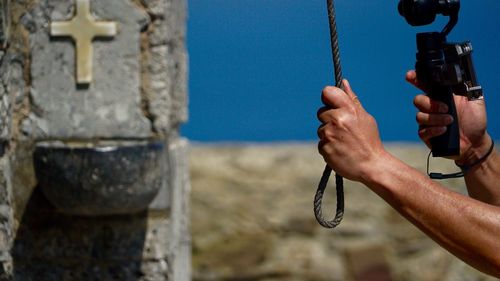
[406, 70, 500, 205]
[317, 81, 500, 277]
[363, 150, 500, 277]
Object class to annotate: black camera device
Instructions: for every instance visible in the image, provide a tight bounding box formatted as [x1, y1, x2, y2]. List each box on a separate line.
[399, 0, 482, 157]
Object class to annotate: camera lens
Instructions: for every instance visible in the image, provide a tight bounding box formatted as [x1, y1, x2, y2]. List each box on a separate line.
[398, 0, 437, 26]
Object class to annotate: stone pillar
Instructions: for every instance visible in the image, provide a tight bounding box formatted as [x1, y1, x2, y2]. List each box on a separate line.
[0, 0, 190, 280]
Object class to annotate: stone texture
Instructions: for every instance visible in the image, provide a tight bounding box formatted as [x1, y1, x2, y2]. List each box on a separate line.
[0, 160, 12, 280]
[50, 0, 118, 85]
[0, 0, 9, 48]
[34, 140, 164, 216]
[0, 51, 16, 144]
[11, 196, 172, 280]
[8, 139, 191, 280]
[190, 143, 498, 281]
[141, 0, 166, 18]
[142, 0, 188, 135]
[0, 23, 15, 279]
[21, 0, 152, 139]
[0, 0, 190, 280]
[149, 139, 172, 211]
[168, 138, 191, 281]
[0, 67, 7, 143]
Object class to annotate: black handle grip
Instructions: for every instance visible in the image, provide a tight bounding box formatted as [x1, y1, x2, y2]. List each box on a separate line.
[427, 84, 460, 157]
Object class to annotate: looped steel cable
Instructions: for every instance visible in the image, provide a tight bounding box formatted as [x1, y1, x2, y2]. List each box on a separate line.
[313, 0, 345, 229]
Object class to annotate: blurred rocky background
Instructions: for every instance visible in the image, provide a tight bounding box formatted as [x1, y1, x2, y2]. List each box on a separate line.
[190, 143, 498, 281]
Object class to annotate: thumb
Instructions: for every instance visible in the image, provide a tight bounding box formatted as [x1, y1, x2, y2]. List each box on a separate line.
[321, 85, 352, 109]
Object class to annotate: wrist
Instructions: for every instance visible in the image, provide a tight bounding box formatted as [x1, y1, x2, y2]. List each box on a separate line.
[456, 133, 493, 167]
[360, 150, 397, 186]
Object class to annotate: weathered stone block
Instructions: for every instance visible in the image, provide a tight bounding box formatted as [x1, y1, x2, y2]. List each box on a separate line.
[142, 217, 170, 260]
[0, 226, 8, 251]
[141, 0, 166, 18]
[140, 0, 187, 135]
[4, 0, 190, 280]
[22, 0, 152, 139]
[167, 138, 191, 281]
[140, 260, 169, 281]
[34, 140, 164, 216]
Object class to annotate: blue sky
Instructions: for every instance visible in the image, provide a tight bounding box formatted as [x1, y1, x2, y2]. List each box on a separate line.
[183, 0, 500, 142]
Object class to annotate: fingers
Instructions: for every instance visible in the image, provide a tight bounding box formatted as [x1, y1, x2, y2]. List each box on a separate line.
[321, 79, 360, 109]
[413, 94, 449, 114]
[406, 70, 426, 92]
[405, 70, 418, 87]
[317, 106, 342, 126]
[317, 122, 332, 140]
[405, 70, 421, 91]
[342, 79, 356, 100]
[418, 126, 447, 142]
[413, 93, 452, 143]
[318, 79, 363, 135]
[416, 112, 453, 126]
[317, 106, 330, 123]
[407, 71, 447, 115]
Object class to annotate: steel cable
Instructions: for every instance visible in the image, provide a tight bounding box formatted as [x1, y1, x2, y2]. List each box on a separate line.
[313, 0, 345, 229]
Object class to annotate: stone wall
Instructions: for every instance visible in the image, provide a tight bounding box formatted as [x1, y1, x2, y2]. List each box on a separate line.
[190, 144, 498, 281]
[0, 0, 190, 280]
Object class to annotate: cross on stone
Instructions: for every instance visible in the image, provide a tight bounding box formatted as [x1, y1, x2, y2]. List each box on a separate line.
[51, 0, 117, 85]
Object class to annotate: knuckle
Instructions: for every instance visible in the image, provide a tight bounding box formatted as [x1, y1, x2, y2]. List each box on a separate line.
[317, 125, 325, 139]
[334, 114, 348, 127]
[317, 140, 332, 157]
[316, 107, 325, 120]
[418, 128, 427, 139]
[318, 123, 335, 142]
[318, 110, 336, 124]
[346, 104, 357, 114]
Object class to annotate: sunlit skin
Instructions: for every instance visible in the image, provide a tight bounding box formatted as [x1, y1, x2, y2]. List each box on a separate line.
[317, 74, 500, 277]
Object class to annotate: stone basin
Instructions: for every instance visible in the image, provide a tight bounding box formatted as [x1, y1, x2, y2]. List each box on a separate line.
[33, 139, 165, 216]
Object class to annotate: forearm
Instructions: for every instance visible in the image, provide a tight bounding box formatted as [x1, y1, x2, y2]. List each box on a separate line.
[362, 152, 500, 277]
[459, 135, 500, 205]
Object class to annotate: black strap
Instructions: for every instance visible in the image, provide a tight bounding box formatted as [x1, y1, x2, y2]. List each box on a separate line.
[456, 139, 495, 172]
[428, 138, 495, 180]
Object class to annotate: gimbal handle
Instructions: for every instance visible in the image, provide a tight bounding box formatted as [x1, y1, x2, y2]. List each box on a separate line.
[416, 32, 460, 157]
[399, 0, 464, 157]
[426, 83, 461, 156]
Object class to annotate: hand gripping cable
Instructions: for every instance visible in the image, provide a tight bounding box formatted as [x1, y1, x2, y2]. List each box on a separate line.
[313, 0, 345, 229]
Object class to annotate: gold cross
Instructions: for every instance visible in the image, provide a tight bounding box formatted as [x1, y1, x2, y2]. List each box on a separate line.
[51, 0, 117, 85]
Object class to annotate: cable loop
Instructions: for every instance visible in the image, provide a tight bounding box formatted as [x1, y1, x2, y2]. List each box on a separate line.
[313, 0, 345, 229]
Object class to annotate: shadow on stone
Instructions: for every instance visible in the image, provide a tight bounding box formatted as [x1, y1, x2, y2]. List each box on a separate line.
[12, 187, 149, 280]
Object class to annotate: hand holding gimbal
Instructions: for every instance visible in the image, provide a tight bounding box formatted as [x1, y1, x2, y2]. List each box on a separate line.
[399, 0, 483, 157]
